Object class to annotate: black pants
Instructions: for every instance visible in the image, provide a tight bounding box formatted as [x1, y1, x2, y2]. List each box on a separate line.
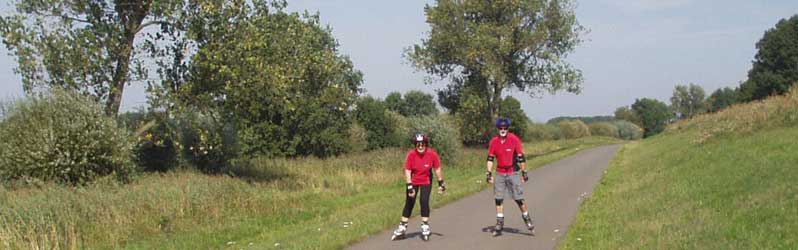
[402, 184, 432, 218]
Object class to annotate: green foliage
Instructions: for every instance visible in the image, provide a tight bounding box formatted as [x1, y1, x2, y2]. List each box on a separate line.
[347, 122, 368, 153]
[670, 83, 707, 119]
[588, 122, 619, 138]
[171, 4, 362, 158]
[708, 87, 740, 113]
[0, 89, 135, 185]
[612, 120, 644, 140]
[632, 98, 673, 137]
[739, 15, 798, 101]
[455, 91, 492, 145]
[118, 111, 179, 172]
[407, 0, 584, 122]
[384, 90, 438, 117]
[406, 115, 462, 165]
[0, 0, 187, 115]
[547, 115, 615, 124]
[354, 97, 401, 150]
[175, 109, 237, 174]
[385, 92, 405, 115]
[614, 106, 642, 126]
[526, 123, 563, 142]
[558, 120, 591, 139]
[499, 96, 530, 140]
[403, 90, 439, 116]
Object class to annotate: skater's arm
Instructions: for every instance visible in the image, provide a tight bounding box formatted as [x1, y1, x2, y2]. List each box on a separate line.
[486, 155, 495, 173]
[405, 169, 413, 184]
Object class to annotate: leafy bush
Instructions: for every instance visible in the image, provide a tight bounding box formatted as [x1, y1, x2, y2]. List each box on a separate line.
[525, 123, 547, 142]
[0, 89, 135, 185]
[387, 111, 411, 146]
[176, 110, 238, 174]
[558, 120, 591, 139]
[406, 115, 462, 165]
[588, 122, 619, 138]
[500, 96, 529, 140]
[403, 90, 439, 116]
[455, 92, 492, 145]
[613, 120, 644, 140]
[118, 111, 179, 172]
[348, 122, 368, 153]
[176, 8, 362, 158]
[355, 97, 402, 150]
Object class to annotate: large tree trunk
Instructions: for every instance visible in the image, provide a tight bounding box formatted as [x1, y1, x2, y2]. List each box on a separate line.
[105, 0, 152, 117]
[490, 82, 503, 122]
[106, 35, 135, 116]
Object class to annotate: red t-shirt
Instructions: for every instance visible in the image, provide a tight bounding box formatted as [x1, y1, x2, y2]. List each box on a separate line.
[488, 132, 524, 174]
[404, 148, 441, 185]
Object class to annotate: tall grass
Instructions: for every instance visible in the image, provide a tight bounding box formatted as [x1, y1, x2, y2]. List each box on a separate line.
[1, 137, 619, 250]
[560, 90, 798, 249]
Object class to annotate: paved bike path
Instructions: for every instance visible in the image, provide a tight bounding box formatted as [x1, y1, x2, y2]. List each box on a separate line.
[350, 144, 620, 250]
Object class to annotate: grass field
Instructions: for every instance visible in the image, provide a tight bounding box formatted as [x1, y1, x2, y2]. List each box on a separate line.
[560, 91, 798, 250]
[0, 137, 620, 250]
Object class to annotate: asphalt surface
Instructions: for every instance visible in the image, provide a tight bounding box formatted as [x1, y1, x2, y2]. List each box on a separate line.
[349, 144, 621, 250]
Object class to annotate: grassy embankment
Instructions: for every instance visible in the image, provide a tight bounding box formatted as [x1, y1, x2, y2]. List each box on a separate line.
[0, 137, 620, 250]
[561, 90, 798, 249]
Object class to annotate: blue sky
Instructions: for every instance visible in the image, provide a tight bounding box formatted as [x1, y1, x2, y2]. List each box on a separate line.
[1, 0, 797, 121]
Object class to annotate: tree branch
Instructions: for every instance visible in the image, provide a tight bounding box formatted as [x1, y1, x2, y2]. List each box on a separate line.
[134, 20, 170, 34]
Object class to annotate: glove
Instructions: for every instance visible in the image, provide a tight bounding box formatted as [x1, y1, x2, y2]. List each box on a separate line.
[437, 179, 446, 193]
[522, 170, 529, 182]
[406, 183, 416, 197]
[486, 171, 493, 183]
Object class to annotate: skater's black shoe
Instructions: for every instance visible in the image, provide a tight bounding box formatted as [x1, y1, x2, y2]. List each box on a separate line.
[522, 214, 535, 235]
[492, 217, 504, 236]
[421, 223, 431, 241]
[391, 223, 407, 241]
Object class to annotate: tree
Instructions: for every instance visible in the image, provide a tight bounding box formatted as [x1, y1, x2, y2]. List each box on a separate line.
[670, 83, 706, 119]
[614, 106, 641, 126]
[499, 96, 529, 140]
[739, 15, 798, 101]
[0, 0, 186, 116]
[385, 90, 438, 117]
[403, 90, 438, 116]
[354, 97, 399, 150]
[172, 3, 363, 157]
[707, 87, 739, 112]
[385, 92, 406, 115]
[631, 98, 672, 138]
[407, 0, 584, 126]
[547, 115, 615, 124]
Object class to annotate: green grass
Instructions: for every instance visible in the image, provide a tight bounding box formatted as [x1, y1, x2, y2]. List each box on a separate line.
[560, 92, 798, 250]
[0, 137, 619, 250]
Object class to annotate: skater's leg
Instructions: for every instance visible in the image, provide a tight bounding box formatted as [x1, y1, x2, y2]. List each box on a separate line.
[511, 172, 534, 233]
[402, 186, 420, 218]
[419, 185, 432, 218]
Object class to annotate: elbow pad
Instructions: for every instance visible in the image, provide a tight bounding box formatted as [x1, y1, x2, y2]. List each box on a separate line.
[517, 154, 526, 163]
[487, 155, 495, 162]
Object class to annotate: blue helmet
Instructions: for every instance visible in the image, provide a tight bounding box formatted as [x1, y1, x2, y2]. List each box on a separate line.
[495, 118, 511, 128]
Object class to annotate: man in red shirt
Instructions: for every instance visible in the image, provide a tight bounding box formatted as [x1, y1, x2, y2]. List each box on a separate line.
[392, 133, 446, 241]
[486, 118, 534, 236]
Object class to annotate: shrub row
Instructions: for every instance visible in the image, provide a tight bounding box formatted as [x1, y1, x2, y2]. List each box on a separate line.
[525, 119, 643, 142]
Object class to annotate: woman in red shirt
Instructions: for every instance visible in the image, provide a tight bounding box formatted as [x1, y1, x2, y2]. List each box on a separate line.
[391, 133, 445, 241]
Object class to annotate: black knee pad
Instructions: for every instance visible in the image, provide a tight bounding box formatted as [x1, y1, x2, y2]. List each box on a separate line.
[515, 199, 525, 206]
[495, 199, 503, 206]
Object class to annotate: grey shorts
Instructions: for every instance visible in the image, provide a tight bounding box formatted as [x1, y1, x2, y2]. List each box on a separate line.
[494, 172, 524, 200]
